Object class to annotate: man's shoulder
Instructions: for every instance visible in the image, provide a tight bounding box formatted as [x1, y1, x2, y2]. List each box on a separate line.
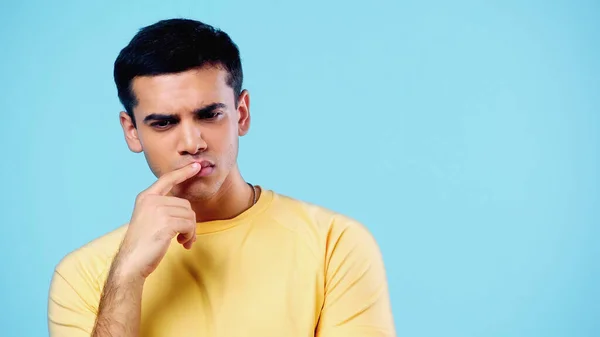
[268, 190, 373, 242]
[268, 190, 383, 270]
[53, 224, 129, 283]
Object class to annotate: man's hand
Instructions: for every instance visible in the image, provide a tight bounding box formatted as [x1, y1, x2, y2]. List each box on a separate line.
[92, 162, 201, 337]
[114, 162, 202, 281]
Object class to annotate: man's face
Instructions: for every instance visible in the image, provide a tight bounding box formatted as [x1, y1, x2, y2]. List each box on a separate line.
[119, 66, 250, 200]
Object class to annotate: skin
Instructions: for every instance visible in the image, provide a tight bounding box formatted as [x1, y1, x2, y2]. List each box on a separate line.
[92, 65, 258, 337]
[121, 65, 257, 222]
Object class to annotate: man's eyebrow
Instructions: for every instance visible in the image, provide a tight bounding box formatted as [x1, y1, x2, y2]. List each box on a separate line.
[192, 102, 227, 116]
[143, 113, 178, 123]
[142, 103, 228, 124]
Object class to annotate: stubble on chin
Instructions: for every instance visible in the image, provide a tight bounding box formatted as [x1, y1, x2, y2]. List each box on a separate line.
[171, 178, 220, 202]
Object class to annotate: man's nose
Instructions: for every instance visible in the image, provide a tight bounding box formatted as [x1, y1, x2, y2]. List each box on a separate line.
[178, 122, 207, 155]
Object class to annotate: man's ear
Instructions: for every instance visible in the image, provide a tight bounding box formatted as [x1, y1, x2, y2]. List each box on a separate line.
[119, 111, 143, 153]
[237, 89, 250, 136]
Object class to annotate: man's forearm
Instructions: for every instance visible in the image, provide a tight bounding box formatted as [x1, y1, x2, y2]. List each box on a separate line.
[92, 261, 144, 337]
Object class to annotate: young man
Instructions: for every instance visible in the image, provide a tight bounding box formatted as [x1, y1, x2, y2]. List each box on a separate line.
[47, 18, 395, 337]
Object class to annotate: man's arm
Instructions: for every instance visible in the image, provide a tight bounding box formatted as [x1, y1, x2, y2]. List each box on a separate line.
[315, 218, 396, 337]
[47, 254, 144, 337]
[91, 253, 144, 337]
[49, 162, 201, 337]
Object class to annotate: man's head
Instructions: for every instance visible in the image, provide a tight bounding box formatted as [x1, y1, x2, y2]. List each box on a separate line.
[114, 18, 250, 200]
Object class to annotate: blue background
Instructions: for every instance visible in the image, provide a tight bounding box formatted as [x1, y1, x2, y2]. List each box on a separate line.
[0, 0, 598, 336]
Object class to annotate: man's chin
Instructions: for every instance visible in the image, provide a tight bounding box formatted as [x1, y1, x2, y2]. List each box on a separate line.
[173, 178, 214, 200]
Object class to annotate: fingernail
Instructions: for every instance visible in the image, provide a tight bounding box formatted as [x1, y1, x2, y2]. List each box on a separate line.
[191, 163, 200, 169]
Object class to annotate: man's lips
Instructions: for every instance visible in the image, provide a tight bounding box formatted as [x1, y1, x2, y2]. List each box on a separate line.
[190, 160, 215, 177]
[190, 160, 214, 168]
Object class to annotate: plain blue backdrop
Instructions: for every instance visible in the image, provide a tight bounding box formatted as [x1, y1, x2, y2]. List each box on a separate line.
[0, 0, 598, 336]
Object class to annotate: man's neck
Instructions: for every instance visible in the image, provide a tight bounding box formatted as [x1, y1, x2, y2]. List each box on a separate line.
[189, 167, 258, 223]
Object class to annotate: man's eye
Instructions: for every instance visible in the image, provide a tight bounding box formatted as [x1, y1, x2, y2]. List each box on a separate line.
[201, 112, 222, 120]
[151, 120, 174, 128]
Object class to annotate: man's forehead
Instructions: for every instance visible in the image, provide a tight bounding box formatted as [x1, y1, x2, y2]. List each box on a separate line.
[131, 68, 232, 114]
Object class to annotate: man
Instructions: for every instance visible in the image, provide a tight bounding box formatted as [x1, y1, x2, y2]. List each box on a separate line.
[47, 18, 395, 337]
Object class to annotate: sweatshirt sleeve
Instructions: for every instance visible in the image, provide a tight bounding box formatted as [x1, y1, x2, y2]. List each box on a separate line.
[47, 250, 107, 337]
[316, 217, 396, 337]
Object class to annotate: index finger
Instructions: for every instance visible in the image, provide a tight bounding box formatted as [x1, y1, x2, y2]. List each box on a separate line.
[145, 162, 201, 196]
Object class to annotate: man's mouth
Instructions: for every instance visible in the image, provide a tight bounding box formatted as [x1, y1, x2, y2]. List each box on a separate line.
[195, 161, 215, 177]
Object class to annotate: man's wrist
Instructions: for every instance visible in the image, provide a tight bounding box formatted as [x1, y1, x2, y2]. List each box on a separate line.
[106, 252, 146, 290]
